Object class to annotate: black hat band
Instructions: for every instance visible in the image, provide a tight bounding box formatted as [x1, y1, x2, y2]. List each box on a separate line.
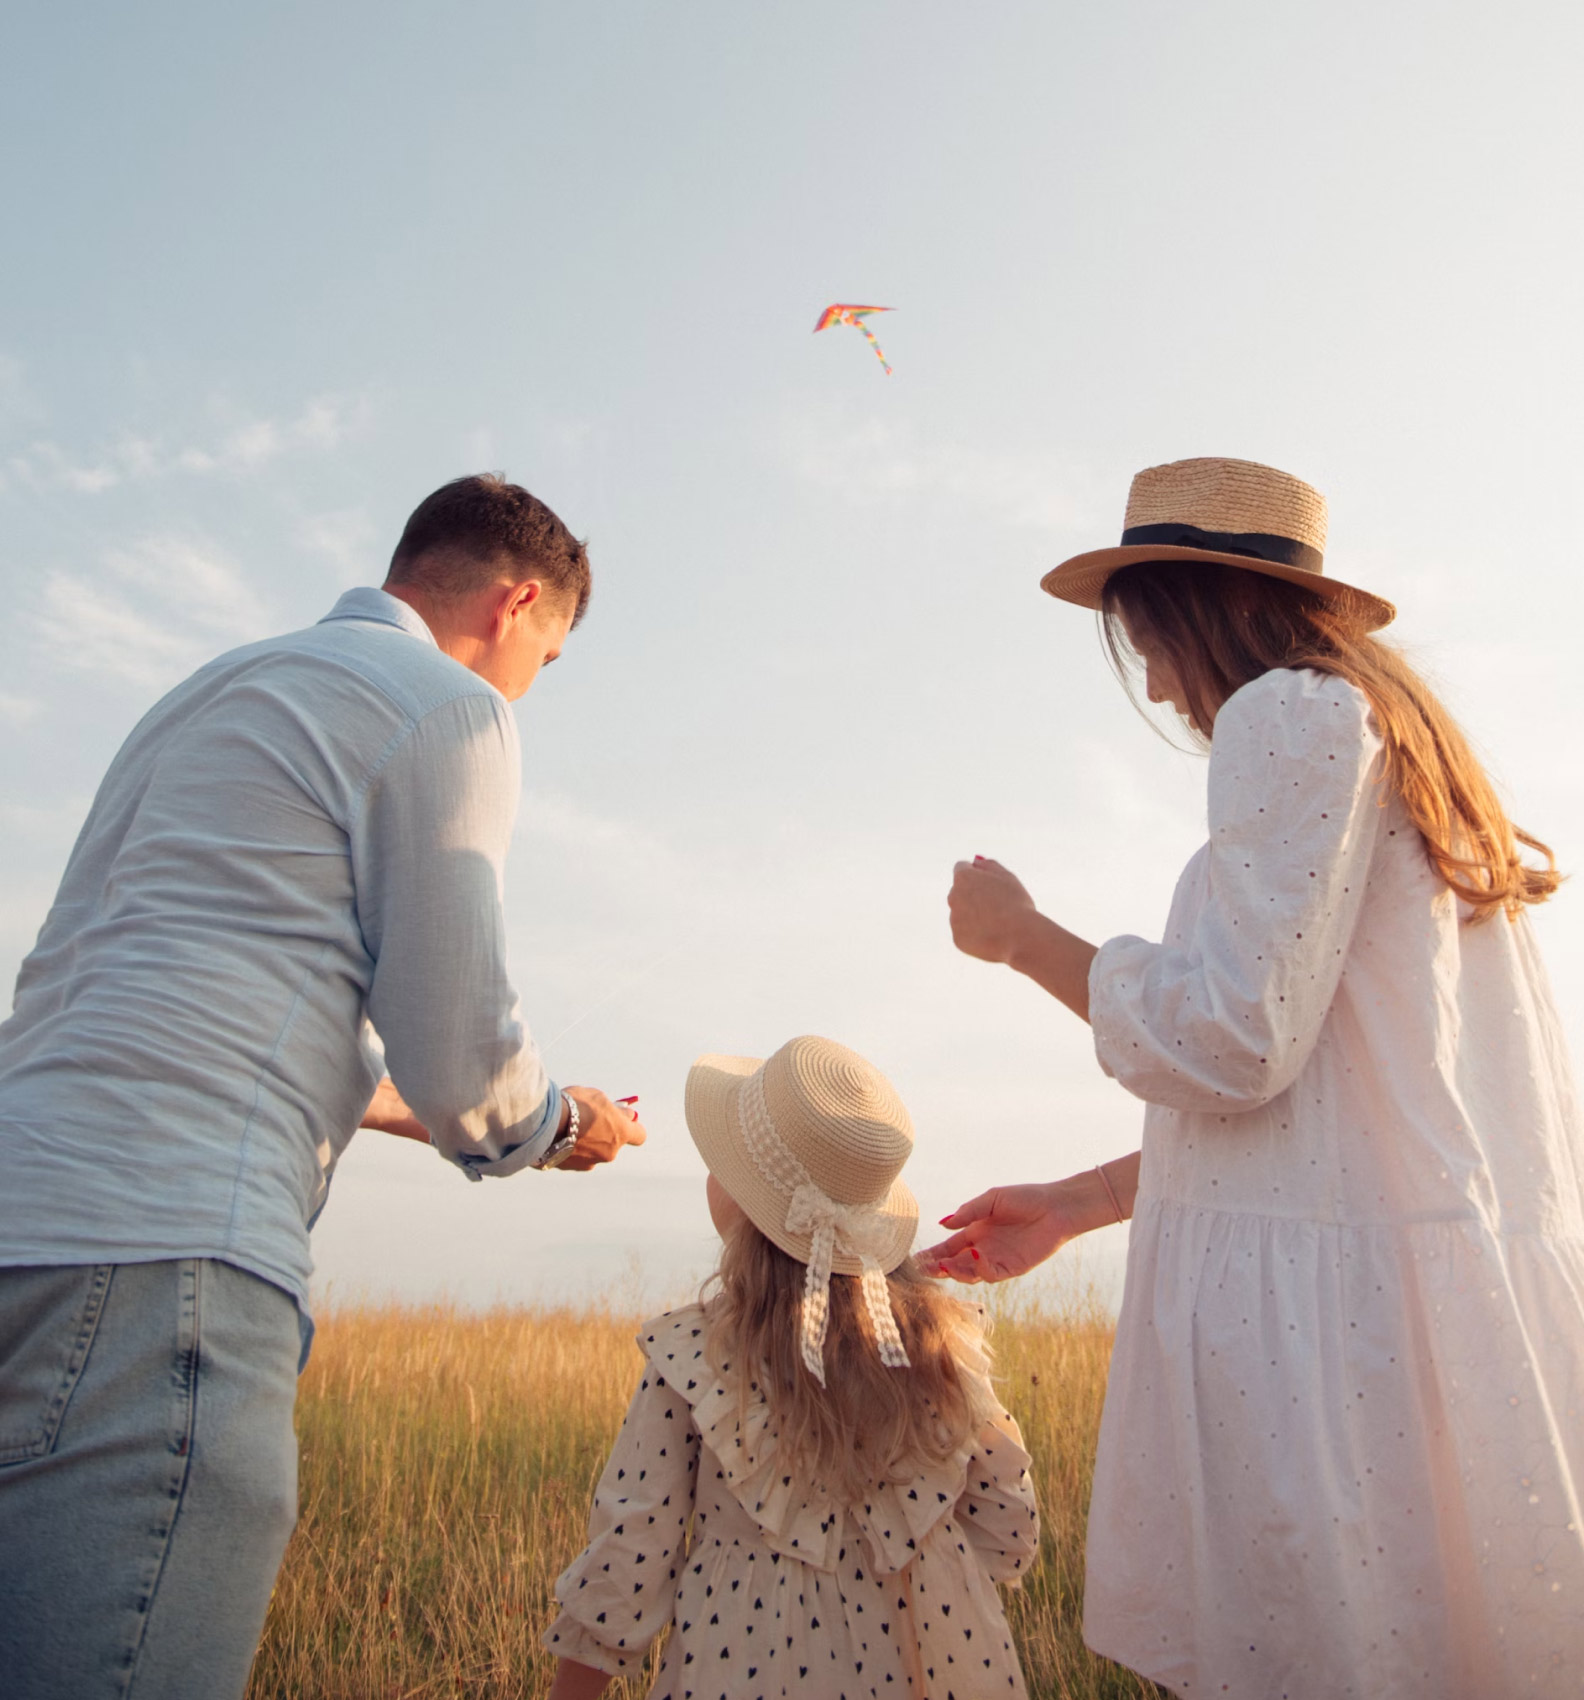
[1119, 521, 1323, 576]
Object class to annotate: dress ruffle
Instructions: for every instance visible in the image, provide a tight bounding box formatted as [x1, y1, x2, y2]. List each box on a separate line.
[638, 1306, 1025, 1578]
[1087, 1193, 1584, 1697]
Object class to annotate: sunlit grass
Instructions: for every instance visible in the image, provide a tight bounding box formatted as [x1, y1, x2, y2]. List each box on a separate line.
[249, 1293, 1161, 1699]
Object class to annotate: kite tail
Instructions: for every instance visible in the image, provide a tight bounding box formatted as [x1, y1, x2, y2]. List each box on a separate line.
[857, 322, 893, 375]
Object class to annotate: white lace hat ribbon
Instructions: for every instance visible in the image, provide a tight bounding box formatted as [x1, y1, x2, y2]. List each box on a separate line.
[739, 1071, 911, 1386]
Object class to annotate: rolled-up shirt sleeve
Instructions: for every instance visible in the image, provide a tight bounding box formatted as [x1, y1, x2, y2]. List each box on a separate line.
[350, 691, 559, 1177]
[1089, 669, 1384, 1114]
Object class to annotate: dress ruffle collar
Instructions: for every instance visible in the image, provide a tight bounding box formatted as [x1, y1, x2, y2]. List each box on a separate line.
[638, 1304, 1020, 1576]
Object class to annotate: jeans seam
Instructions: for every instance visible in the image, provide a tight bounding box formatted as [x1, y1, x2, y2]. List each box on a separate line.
[0, 1263, 115, 1463]
[43, 1263, 114, 1454]
[118, 1259, 202, 1699]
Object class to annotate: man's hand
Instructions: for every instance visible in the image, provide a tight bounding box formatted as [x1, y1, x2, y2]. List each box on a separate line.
[548, 1656, 613, 1699]
[948, 857, 1038, 965]
[359, 1076, 432, 1144]
[361, 1077, 646, 1171]
[553, 1087, 647, 1171]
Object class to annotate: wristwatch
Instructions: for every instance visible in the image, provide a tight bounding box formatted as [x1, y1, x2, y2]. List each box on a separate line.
[533, 1093, 581, 1170]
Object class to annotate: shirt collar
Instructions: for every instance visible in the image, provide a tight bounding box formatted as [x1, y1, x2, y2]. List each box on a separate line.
[318, 587, 438, 648]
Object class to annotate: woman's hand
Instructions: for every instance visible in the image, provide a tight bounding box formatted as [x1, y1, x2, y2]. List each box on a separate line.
[948, 855, 1099, 1022]
[947, 857, 1038, 965]
[919, 1183, 1078, 1283]
[919, 1160, 1139, 1284]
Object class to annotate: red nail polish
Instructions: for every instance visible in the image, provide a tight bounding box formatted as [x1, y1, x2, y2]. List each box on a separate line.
[970, 1247, 981, 1261]
[936, 1264, 949, 1277]
[938, 1216, 954, 1227]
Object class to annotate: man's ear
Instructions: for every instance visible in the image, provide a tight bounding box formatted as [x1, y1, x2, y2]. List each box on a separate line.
[491, 579, 543, 636]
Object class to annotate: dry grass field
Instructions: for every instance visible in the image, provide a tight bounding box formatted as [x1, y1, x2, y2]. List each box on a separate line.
[248, 1294, 1162, 1700]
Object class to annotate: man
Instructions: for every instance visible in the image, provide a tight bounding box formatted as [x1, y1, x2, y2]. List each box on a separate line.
[0, 474, 645, 1699]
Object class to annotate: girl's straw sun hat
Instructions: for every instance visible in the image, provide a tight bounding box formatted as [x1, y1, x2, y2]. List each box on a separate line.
[1040, 455, 1396, 631]
[686, 1035, 919, 1384]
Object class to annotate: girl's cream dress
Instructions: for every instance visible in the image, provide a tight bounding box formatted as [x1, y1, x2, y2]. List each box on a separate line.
[546, 1304, 1039, 1699]
[1084, 668, 1584, 1698]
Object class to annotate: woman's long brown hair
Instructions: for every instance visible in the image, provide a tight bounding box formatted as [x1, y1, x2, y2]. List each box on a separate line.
[1100, 560, 1559, 922]
[701, 1221, 996, 1500]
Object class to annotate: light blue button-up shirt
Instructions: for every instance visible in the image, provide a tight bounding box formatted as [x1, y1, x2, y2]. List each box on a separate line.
[0, 588, 561, 1317]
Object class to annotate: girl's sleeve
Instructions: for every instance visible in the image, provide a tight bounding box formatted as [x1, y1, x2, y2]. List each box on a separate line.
[955, 1410, 1041, 1586]
[1089, 669, 1385, 1114]
[543, 1364, 701, 1676]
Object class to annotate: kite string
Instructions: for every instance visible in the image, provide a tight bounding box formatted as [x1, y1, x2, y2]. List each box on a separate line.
[538, 939, 689, 1061]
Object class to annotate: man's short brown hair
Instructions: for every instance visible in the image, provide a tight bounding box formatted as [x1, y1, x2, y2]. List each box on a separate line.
[386, 474, 591, 625]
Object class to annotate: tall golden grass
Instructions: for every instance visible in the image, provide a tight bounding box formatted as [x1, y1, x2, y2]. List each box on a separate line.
[248, 1294, 1162, 1699]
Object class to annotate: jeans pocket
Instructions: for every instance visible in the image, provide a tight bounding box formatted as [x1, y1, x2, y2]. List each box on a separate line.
[0, 1264, 114, 1464]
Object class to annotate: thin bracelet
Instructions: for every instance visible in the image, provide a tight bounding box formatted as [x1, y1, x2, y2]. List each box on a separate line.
[1094, 1161, 1125, 1224]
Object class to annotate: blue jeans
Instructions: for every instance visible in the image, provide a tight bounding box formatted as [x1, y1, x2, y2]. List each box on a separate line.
[0, 1259, 300, 1700]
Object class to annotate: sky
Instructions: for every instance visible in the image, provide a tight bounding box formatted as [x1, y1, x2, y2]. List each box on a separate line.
[3, 0, 1582, 1313]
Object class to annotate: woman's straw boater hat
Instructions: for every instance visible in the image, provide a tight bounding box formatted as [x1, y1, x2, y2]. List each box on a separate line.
[1040, 456, 1396, 631]
[686, 1036, 918, 1384]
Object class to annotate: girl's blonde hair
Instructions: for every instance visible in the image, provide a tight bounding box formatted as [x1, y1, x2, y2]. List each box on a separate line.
[701, 1217, 995, 1501]
[1101, 561, 1560, 923]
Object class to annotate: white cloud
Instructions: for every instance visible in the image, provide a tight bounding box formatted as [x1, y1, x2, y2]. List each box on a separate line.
[298, 506, 378, 584]
[108, 535, 267, 633]
[4, 395, 366, 495]
[0, 352, 40, 434]
[786, 412, 1105, 535]
[32, 534, 270, 691]
[0, 692, 41, 726]
[6, 441, 120, 494]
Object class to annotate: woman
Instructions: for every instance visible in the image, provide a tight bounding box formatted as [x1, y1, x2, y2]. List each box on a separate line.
[924, 457, 1584, 1699]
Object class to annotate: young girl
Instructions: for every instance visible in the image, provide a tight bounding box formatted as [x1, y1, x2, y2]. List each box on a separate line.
[545, 1034, 1040, 1699]
[928, 456, 1584, 1698]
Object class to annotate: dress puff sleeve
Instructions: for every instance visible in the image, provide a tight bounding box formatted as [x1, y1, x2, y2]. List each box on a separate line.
[954, 1409, 1041, 1586]
[1089, 668, 1385, 1114]
[543, 1361, 701, 1676]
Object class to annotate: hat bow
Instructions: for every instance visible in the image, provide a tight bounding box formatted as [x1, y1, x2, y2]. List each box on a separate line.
[739, 1071, 911, 1385]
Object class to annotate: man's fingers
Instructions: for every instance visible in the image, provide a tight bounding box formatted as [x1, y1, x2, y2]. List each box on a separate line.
[554, 1091, 647, 1170]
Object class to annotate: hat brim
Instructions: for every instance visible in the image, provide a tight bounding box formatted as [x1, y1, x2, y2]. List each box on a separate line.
[1040, 544, 1396, 632]
[685, 1053, 918, 1276]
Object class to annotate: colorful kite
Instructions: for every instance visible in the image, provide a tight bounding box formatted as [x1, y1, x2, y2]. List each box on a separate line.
[813, 303, 895, 375]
